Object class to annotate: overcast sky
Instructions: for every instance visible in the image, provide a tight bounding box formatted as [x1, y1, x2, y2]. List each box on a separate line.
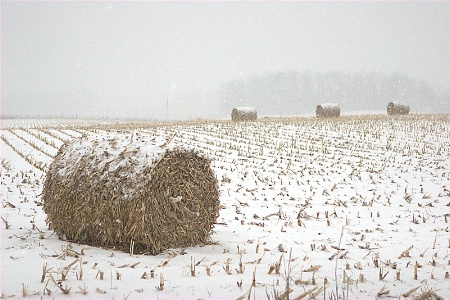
[2, 1, 449, 119]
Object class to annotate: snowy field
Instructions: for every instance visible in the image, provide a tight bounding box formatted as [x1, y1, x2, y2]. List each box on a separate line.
[1, 114, 449, 300]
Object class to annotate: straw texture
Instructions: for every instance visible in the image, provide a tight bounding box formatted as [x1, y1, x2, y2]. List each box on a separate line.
[42, 131, 220, 254]
[387, 102, 410, 115]
[316, 103, 340, 117]
[232, 107, 258, 121]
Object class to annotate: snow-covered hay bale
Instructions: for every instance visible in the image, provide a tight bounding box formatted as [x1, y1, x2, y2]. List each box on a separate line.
[316, 103, 340, 117]
[231, 107, 257, 121]
[42, 131, 220, 254]
[387, 102, 410, 115]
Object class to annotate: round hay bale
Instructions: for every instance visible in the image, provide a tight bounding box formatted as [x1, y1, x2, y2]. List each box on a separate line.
[387, 101, 410, 115]
[316, 103, 340, 117]
[42, 131, 220, 254]
[232, 107, 258, 121]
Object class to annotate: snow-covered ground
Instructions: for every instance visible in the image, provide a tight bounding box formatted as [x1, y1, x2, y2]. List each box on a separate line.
[1, 114, 449, 300]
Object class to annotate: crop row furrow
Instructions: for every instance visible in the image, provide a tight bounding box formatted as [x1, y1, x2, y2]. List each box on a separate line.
[0, 135, 48, 172]
[8, 130, 55, 158]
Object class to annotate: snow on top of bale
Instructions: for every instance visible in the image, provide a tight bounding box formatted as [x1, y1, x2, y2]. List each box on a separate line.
[233, 107, 257, 113]
[389, 101, 409, 106]
[54, 131, 182, 194]
[319, 103, 339, 109]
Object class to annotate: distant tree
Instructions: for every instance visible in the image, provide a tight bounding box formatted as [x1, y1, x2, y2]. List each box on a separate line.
[218, 69, 447, 116]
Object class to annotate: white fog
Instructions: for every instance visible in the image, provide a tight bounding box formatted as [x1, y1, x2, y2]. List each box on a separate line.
[1, 1, 449, 120]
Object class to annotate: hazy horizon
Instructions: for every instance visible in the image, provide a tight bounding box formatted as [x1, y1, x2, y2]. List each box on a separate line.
[2, 1, 449, 120]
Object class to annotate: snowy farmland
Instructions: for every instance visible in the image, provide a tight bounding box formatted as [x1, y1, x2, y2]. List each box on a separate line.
[1, 114, 449, 300]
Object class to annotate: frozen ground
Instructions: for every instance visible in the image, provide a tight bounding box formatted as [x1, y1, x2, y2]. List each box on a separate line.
[1, 114, 449, 300]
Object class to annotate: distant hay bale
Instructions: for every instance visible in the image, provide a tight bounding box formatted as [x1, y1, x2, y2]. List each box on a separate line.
[387, 102, 410, 115]
[42, 131, 220, 255]
[316, 103, 340, 117]
[232, 107, 257, 121]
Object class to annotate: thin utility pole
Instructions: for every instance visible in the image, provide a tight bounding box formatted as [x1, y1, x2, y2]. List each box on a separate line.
[165, 97, 168, 121]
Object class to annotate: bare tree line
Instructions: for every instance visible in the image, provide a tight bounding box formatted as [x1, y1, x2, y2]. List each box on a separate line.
[219, 70, 449, 116]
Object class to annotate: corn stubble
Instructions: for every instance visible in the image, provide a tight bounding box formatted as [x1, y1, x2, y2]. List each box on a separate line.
[2, 114, 449, 299]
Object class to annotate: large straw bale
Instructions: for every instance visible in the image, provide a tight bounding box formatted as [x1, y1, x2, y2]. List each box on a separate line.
[387, 101, 410, 115]
[42, 131, 220, 254]
[231, 107, 257, 121]
[316, 103, 340, 117]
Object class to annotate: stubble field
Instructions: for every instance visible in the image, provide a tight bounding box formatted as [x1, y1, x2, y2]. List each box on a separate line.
[1, 114, 449, 300]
